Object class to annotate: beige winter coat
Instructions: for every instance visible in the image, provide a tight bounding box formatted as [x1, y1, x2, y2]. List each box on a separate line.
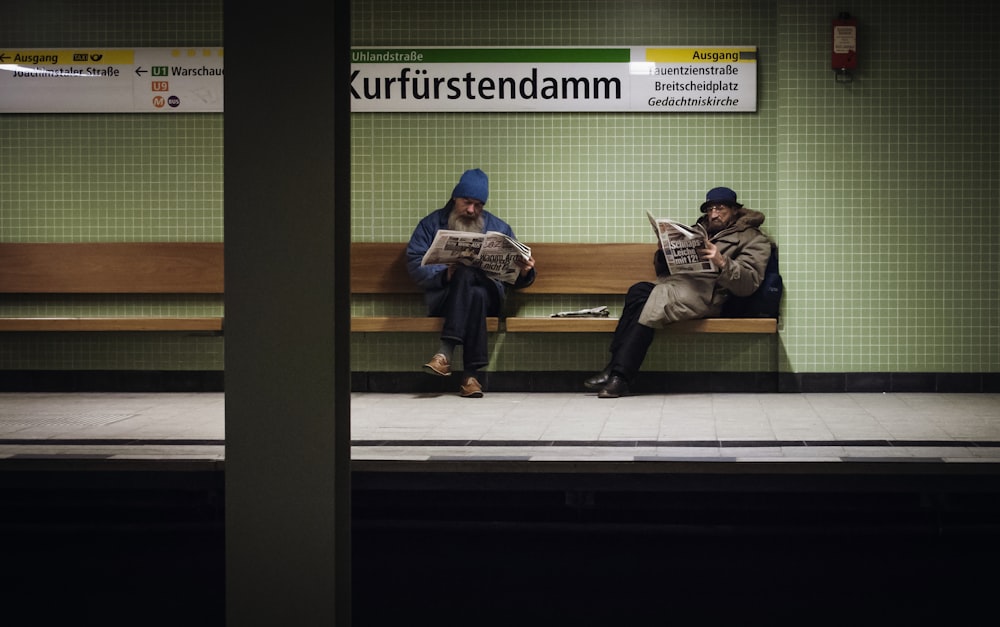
[638, 208, 772, 328]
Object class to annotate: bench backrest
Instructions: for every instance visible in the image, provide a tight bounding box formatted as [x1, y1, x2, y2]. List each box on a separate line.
[0, 242, 224, 294]
[2, 241, 756, 301]
[350, 242, 656, 295]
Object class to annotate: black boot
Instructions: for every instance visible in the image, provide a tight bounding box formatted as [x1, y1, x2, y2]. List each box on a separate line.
[598, 375, 630, 399]
[583, 365, 612, 391]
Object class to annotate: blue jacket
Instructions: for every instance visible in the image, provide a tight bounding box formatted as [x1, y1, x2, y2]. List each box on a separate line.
[405, 203, 536, 313]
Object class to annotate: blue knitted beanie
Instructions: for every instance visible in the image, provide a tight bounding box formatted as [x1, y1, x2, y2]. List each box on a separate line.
[451, 168, 489, 203]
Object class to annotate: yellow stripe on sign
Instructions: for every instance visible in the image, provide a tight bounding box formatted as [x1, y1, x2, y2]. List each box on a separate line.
[646, 48, 755, 63]
[6, 49, 136, 65]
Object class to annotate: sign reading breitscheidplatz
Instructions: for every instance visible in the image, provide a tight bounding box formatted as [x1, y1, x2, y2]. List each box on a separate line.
[0, 47, 223, 113]
[351, 46, 757, 113]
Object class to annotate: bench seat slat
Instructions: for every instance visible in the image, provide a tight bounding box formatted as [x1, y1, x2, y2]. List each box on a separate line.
[351, 317, 499, 333]
[0, 317, 224, 332]
[503, 317, 777, 333]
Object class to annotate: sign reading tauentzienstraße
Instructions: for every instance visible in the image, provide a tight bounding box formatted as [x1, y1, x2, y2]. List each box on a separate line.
[0, 48, 223, 113]
[350, 46, 757, 113]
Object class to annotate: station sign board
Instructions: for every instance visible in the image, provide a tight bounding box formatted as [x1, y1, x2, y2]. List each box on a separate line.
[351, 46, 757, 113]
[0, 47, 224, 113]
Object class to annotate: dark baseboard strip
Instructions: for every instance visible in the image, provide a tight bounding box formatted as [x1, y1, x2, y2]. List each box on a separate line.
[355, 371, 1000, 394]
[0, 370, 224, 392]
[1, 370, 998, 393]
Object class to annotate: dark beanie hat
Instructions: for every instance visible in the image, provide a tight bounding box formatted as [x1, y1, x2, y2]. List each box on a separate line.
[452, 168, 489, 203]
[700, 186, 743, 212]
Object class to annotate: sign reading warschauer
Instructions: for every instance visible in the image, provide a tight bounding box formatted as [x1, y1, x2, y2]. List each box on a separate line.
[0, 48, 223, 113]
[351, 46, 757, 113]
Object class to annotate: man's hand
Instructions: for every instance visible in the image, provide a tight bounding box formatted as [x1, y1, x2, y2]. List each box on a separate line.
[699, 240, 727, 269]
[516, 255, 536, 276]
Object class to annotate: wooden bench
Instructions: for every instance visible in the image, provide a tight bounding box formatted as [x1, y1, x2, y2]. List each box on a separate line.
[0, 241, 777, 335]
[350, 242, 778, 334]
[0, 242, 224, 332]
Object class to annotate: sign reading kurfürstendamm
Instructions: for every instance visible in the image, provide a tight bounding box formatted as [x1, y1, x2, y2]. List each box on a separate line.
[351, 46, 757, 113]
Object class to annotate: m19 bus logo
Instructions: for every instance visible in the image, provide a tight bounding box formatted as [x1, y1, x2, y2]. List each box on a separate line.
[152, 95, 181, 109]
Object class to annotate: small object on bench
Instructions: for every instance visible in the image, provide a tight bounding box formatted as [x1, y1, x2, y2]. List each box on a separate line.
[550, 305, 610, 318]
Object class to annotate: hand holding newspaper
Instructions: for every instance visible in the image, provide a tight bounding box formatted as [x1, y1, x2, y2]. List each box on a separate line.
[421, 230, 532, 284]
[645, 210, 716, 274]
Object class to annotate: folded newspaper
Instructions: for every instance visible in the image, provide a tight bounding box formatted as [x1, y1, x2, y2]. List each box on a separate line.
[421, 229, 531, 284]
[550, 306, 610, 318]
[646, 210, 716, 274]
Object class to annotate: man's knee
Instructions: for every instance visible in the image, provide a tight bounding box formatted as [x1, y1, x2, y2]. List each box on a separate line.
[625, 281, 654, 303]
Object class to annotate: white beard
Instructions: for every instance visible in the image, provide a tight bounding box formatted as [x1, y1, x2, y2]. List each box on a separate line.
[448, 211, 485, 233]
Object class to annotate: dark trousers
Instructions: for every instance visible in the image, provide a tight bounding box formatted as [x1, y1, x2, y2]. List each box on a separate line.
[432, 265, 502, 372]
[608, 281, 657, 380]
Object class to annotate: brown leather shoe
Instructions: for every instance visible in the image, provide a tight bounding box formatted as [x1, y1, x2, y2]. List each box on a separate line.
[459, 376, 484, 398]
[423, 353, 451, 376]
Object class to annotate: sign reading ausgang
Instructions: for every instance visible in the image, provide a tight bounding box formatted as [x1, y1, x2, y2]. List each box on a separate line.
[351, 46, 757, 113]
[0, 47, 224, 113]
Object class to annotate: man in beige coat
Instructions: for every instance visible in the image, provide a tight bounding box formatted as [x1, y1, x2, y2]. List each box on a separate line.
[584, 187, 772, 398]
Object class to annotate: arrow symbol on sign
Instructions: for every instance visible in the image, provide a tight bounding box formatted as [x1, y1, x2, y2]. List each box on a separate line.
[135, 66, 147, 76]
[0, 53, 9, 63]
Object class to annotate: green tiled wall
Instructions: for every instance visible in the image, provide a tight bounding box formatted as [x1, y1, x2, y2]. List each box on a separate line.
[350, 0, 999, 375]
[3, 1, 998, 375]
[1, 115, 223, 241]
[0, 1, 225, 371]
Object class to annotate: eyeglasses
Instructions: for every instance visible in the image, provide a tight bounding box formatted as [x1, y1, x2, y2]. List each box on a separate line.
[705, 204, 732, 214]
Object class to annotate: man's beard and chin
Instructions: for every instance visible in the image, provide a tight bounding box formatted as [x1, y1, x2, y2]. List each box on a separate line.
[707, 216, 734, 235]
[449, 210, 485, 233]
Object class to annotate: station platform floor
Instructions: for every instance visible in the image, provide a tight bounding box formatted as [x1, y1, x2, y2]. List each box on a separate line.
[3, 391, 1000, 626]
[1, 390, 998, 464]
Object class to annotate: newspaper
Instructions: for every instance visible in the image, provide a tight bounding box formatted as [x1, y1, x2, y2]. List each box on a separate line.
[550, 306, 610, 318]
[421, 229, 532, 284]
[646, 210, 716, 274]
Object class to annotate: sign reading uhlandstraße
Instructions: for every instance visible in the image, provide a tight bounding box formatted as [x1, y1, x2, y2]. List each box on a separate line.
[0, 47, 224, 113]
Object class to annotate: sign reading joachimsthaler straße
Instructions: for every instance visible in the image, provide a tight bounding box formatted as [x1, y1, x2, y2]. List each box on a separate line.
[351, 46, 757, 113]
[0, 48, 223, 113]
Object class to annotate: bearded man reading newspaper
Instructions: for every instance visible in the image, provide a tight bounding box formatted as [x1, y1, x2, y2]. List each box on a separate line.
[584, 186, 772, 398]
[406, 169, 536, 398]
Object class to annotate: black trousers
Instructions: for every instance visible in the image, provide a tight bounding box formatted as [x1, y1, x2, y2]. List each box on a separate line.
[607, 281, 657, 380]
[432, 265, 502, 372]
